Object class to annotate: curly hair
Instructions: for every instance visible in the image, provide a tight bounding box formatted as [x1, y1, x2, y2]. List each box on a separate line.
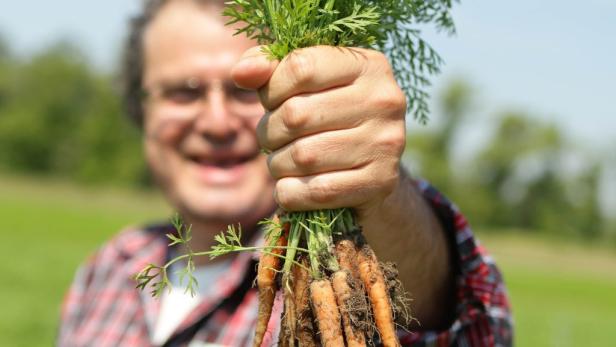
[121, 0, 168, 127]
[121, 0, 229, 126]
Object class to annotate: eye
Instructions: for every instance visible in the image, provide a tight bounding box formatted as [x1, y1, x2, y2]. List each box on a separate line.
[227, 85, 260, 104]
[162, 85, 202, 104]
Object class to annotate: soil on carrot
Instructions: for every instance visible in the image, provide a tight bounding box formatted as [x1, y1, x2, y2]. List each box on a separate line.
[296, 308, 319, 346]
[380, 262, 414, 328]
[293, 258, 319, 346]
[341, 272, 374, 339]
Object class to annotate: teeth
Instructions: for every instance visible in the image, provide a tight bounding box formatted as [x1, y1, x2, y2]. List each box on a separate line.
[219, 160, 236, 168]
[194, 157, 245, 167]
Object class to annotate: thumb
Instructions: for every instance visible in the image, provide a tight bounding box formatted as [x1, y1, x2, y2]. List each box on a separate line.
[231, 45, 279, 90]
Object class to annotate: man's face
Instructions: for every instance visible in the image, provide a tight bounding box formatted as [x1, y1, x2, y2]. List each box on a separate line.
[141, 1, 276, 224]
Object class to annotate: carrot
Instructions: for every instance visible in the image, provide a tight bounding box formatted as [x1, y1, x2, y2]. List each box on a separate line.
[335, 239, 359, 276]
[253, 221, 289, 347]
[357, 245, 400, 347]
[331, 270, 367, 347]
[280, 273, 296, 347]
[309, 278, 345, 347]
[293, 257, 319, 347]
[278, 303, 291, 347]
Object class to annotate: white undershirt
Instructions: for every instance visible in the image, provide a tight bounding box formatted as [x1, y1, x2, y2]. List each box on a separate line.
[151, 257, 233, 345]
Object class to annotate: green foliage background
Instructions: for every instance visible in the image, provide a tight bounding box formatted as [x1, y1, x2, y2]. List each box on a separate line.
[0, 39, 148, 187]
[3, 35, 610, 240]
[405, 79, 614, 240]
[0, 34, 615, 346]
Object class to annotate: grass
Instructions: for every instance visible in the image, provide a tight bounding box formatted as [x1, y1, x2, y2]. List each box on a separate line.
[0, 174, 615, 346]
[0, 174, 169, 346]
[479, 232, 616, 346]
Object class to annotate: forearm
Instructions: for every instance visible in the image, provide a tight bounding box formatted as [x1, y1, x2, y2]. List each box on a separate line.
[360, 169, 455, 329]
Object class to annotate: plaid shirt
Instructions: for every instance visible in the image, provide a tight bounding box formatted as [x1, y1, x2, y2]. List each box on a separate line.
[58, 182, 513, 346]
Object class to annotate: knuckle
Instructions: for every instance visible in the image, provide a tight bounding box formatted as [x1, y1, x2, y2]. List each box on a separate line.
[290, 141, 317, 169]
[370, 86, 407, 115]
[392, 88, 408, 114]
[364, 50, 394, 77]
[378, 125, 406, 155]
[372, 162, 400, 198]
[286, 51, 315, 88]
[274, 180, 294, 210]
[281, 98, 307, 131]
[370, 50, 390, 67]
[376, 85, 406, 116]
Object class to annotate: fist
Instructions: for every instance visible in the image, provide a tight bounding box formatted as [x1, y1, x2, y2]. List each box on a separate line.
[232, 45, 407, 213]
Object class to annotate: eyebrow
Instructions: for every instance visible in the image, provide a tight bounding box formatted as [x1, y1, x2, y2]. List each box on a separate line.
[156, 78, 238, 88]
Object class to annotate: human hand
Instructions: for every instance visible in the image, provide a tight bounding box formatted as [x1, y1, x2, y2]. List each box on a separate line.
[232, 45, 407, 217]
[233, 47, 456, 327]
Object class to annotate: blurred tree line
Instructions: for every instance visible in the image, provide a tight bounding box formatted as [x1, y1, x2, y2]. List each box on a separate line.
[406, 79, 614, 239]
[0, 37, 148, 187]
[0, 36, 613, 239]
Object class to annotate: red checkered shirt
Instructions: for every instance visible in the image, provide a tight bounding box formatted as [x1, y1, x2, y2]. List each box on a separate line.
[58, 181, 513, 346]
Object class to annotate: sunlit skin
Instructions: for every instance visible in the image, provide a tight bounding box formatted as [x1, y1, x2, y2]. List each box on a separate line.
[142, 0, 453, 329]
[142, 1, 277, 250]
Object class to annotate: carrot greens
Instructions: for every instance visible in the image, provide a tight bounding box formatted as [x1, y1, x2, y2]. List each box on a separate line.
[136, 1, 458, 345]
[224, 0, 457, 123]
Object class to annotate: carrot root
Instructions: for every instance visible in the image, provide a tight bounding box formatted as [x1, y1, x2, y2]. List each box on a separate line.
[293, 257, 319, 347]
[280, 272, 297, 347]
[331, 270, 367, 347]
[335, 239, 360, 276]
[253, 220, 289, 347]
[310, 279, 345, 347]
[357, 245, 400, 347]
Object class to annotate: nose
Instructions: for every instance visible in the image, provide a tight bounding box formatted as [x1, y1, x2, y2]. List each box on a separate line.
[193, 83, 240, 145]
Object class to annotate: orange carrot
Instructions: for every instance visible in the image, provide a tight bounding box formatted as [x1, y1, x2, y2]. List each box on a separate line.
[335, 239, 359, 276]
[357, 245, 400, 347]
[253, 221, 289, 347]
[331, 270, 367, 347]
[293, 257, 319, 347]
[310, 279, 345, 347]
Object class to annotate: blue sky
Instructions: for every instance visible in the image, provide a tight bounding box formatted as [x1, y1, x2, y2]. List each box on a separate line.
[423, 0, 615, 153]
[0, 0, 614, 151]
[1, 0, 614, 213]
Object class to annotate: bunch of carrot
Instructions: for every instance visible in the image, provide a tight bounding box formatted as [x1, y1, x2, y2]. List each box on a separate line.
[223, 1, 458, 345]
[137, 1, 456, 345]
[134, 211, 409, 345]
[254, 209, 407, 347]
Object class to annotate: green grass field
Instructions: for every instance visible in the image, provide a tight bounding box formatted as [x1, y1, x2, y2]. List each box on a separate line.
[479, 233, 616, 346]
[1, 175, 615, 346]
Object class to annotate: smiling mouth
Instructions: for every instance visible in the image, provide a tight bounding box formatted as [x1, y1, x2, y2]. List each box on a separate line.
[189, 153, 258, 168]
[186, 152, 261, 185]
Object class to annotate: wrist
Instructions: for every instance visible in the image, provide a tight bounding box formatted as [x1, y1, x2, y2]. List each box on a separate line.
[357, 166, 421, 243]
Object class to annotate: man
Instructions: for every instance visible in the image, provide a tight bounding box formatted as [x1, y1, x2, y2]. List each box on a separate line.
[59, 0, 512, 346]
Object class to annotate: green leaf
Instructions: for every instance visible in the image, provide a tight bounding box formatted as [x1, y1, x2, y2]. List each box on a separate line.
[224, 0, 459, 123]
